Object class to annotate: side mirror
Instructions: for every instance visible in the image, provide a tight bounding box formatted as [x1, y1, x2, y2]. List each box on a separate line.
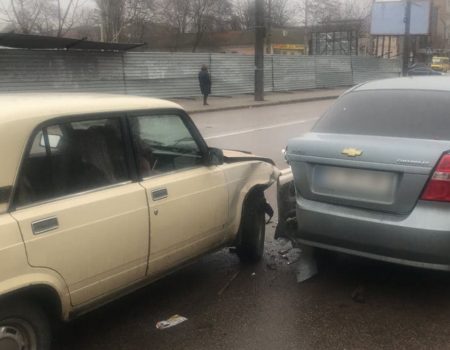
[207, 147, 224, 166]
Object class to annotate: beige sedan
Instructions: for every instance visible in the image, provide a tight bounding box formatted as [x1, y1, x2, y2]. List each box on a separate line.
[0, 94, 279, 350]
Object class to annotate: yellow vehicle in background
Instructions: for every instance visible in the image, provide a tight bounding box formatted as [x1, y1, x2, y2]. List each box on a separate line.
[431, 56, 449, 72]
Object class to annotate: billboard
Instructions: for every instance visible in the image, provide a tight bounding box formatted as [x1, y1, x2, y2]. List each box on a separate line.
[370, 0, 431, 35]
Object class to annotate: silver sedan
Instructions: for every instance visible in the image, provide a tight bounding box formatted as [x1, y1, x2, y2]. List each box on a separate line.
[278, 76, 450, 271]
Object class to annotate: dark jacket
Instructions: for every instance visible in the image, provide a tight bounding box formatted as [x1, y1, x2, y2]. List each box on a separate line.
[198, 70, 211, 95]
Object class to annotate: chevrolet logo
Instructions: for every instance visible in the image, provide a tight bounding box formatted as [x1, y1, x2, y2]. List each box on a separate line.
[342, 148, 363, 157]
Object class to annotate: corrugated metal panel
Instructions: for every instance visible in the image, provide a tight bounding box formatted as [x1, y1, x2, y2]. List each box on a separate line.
[264, 56, 274, 92]
[0, 49, 126, 93]
[315, 56, 353, 88]
[273, 55, 316, 91]
[352, 57, 401, 84]
[124, 52, 210, 98]
[210, 54, 255, 96]
[0, 49, 405, 99]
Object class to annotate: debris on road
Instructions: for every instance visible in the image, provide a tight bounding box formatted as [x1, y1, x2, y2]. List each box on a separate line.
[251, 272, 256, 277]
[218, 271, 240, 296]
[266, 262, 277, 270]
[295, 246, 318, 283]
[156, 315, 188, 330]
[351, 286, 366, 303]
[279, 248, 292, 256]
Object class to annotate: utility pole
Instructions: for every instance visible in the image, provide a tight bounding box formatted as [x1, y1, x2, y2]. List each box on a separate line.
[266, 0, 272, 54]
[304, 0, 308, 55]
[402, 0, 412, 76]
[255, 0, 265, 101]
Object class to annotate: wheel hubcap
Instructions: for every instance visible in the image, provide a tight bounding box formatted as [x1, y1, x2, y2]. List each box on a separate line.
[0, 319, 37, 350]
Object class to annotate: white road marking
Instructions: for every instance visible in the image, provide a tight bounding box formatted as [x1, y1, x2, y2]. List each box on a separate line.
[204, 117, 319, 140]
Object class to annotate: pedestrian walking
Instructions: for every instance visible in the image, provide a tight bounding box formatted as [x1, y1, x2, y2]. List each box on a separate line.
[198, 65, 211, 106]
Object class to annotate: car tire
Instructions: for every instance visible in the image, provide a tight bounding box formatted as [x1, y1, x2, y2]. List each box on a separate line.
[0, 298, 51, 350]
[236, 191, 266, 263]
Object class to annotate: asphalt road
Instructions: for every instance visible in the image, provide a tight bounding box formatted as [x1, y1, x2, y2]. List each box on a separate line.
[57, 101, 450, 350]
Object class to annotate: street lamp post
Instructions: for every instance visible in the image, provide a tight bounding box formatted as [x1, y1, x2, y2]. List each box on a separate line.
[402, 0, 412, 76]
[255, 0, 265, 101]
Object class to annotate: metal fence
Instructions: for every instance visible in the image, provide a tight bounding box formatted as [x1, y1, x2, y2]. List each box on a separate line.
[0, 50, 401, 98]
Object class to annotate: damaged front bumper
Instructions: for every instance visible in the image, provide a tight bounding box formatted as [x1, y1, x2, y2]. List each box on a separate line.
[275, 167, 318, 282]
[275, 167, 297, 241]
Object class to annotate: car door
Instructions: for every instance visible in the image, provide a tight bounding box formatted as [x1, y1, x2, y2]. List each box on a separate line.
[10, 116, 150, 306]
[128, 110, 229, 277]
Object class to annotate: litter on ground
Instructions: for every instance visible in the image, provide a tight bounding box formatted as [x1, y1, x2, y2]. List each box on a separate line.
[156, 315, 188, 330]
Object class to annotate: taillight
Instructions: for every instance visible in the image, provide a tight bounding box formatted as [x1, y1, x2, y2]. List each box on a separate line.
[421, 153, 450, 202]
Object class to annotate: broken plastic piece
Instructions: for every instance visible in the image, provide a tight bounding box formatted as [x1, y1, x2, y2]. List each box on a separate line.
[295, 245, 318, 283]
[156, 315, 188, 330]
[279, 248, 292, 256]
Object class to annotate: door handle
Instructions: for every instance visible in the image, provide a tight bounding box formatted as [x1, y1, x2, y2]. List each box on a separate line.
[32, 217, 59, 235]
[151, 188, 168, 201]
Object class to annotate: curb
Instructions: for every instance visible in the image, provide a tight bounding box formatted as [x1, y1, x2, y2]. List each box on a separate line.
[185, 95, 340, 114]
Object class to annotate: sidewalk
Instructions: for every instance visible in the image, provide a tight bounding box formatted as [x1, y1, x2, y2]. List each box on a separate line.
[171, 88, 347, 114]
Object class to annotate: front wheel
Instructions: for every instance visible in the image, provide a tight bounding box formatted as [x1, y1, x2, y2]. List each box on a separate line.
[236, 191, 266, 263]
[0, 299, 51, 350]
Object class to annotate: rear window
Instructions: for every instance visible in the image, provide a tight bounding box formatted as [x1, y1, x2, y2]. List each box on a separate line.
[314, 90, 450, 140]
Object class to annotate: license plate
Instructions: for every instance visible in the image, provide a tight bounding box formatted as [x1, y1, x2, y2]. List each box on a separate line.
[313, 166, 396, 203]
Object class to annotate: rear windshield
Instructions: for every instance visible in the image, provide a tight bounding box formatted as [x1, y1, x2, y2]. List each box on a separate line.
[314, 90, 450, 140]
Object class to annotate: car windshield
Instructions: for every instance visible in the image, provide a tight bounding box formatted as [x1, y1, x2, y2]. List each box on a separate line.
[314, 90, 450, 140]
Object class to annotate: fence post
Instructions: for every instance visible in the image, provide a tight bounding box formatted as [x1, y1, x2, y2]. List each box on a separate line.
[209, 53, 213, 86]
[314, 55, 319, 89]
[350, 55, 355, 85]
[121, 52, 128, 95]
[271, 55, 275, 92]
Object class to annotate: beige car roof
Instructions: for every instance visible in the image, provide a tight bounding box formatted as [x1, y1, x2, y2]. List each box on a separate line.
[0, 93, 184, 200]
[0, 93, 183, 125]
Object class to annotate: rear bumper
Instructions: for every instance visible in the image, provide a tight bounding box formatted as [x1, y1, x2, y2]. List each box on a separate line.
[294, 196, 450, 270]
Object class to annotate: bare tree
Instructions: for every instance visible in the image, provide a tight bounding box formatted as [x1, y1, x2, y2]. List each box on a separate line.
[305, 0, 341, 25]
[0, 0, 44, 34]
[95, 0, 155, 42]
[338, 0, 371, 20]
[232, 0, 254, 30]
[0, 0, 88, 37]
[161, 0, 192, 34]
[300, 0, 371, 26]
[54, 0, 83, 37]
[190, 0, 233, 52]
[95, 0, 125, 42]
[269, 0, 297, 27]
[40, 0, 86, 37]
[232, 0, 297, 30]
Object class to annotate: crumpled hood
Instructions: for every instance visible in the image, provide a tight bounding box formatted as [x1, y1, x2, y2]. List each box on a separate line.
[223, 149, 276, 166]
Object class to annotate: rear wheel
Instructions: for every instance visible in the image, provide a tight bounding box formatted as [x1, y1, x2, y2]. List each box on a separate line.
[0, 299, 51, 350]
[236, 191, 266, 263]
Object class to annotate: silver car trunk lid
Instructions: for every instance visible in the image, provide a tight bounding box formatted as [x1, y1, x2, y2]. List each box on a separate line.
[287, 133, 450, 214]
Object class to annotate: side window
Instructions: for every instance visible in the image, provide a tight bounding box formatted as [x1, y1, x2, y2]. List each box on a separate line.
[15, 118, 129, 207]
[130, 114, 204, 178]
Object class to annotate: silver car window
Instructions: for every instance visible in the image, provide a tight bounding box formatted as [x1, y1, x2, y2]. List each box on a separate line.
[314, 90, 450, 140]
